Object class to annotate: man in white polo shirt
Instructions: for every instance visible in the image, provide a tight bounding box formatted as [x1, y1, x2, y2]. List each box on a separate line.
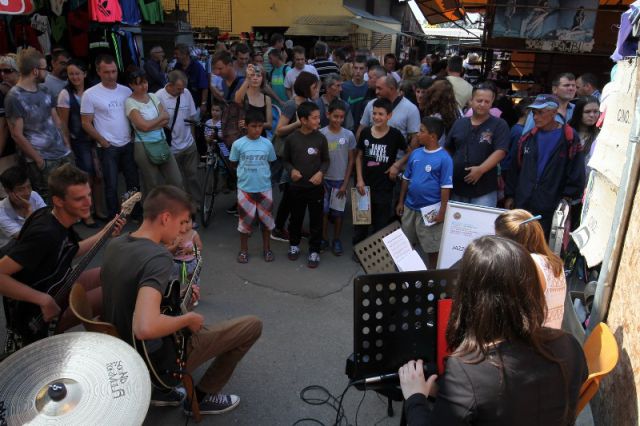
[81, 54, 139, 219]
[156, 70, 201, 210]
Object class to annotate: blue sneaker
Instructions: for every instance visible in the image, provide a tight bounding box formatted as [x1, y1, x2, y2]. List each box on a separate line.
[332, 239, 344, 256]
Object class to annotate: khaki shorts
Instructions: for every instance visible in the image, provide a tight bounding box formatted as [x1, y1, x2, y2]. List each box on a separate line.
[401, 208, 444, 254]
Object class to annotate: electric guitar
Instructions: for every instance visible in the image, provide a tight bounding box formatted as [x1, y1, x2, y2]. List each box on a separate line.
[133, 248, 202, 389]
[3, 191, 142, 355]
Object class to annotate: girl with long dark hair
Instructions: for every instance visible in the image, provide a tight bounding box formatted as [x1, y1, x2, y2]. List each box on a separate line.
[568, 95, 600, 176]
[399, 235, 587, 425]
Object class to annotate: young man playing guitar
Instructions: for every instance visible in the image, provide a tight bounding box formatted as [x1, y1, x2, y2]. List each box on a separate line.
[101, 185, 262, 415]
[0, 164, 126, 349]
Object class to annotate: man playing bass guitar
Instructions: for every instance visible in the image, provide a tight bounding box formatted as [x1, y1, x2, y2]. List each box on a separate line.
[101, 185, 262, 416]
[0, 164, 126, 350]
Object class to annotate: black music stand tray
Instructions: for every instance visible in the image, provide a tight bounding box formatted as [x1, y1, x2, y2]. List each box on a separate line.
[345, 269, 457, 420]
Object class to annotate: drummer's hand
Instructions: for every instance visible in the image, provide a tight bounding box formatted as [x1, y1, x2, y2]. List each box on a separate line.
[38, 293, 61, 322]
[186, 312, 204, 333]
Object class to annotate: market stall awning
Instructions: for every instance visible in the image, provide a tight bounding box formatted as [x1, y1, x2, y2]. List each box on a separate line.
[415, 0, 636, 25]
[285, 16, 353, 37]
[415, 0, 464, 25]
[350, 17, 400, 35]
[421, 27, 482, 39]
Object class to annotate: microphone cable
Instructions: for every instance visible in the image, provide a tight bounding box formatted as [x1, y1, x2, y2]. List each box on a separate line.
[291, 381, 370, 426]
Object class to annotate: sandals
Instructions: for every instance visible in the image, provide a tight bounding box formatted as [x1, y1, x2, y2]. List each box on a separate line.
[237, 251, 249, 264]
[238, 250, 275, 263]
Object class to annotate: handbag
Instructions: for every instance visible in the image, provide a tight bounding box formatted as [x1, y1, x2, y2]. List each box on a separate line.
[164, 93, 181, 145]
[134, 96, 171, 165]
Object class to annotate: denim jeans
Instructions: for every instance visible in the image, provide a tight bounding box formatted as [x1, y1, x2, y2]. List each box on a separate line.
[451, 191, 498, 208]
[97, 143, 140, 218]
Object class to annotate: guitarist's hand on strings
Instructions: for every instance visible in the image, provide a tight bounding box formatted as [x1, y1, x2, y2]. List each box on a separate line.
[186, 312, 204, 333]
[38, 293, 61, 322]
[191, 285, 201, 304]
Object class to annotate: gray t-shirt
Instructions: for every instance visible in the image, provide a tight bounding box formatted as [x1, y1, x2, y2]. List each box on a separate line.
[43, 74, 67, 99]
[4, 85, 69, 160]
[102, 234, 173, 344]
[320, 126, 356, 181]
[360, 96, 420, 141]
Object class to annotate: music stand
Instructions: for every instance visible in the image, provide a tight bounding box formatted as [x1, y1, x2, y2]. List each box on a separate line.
[347, 270, 457, 386]
[353, 222, 401, 274]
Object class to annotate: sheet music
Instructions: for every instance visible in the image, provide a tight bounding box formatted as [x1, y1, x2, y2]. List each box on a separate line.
[382, 228, 427, 272]
[329, 187, 346, 212]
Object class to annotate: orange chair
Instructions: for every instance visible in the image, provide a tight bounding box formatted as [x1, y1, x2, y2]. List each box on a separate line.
[576, 322, 619, 414]
[69, 283, 119, 337]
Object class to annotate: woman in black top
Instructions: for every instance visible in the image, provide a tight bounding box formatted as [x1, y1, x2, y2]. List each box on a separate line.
[234, 63, 272, 136]
[399, 236, 588, 426]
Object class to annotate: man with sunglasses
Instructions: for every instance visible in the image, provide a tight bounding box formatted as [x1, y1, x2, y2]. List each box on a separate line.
[43, 49, 70, 99]
[5, 48, 71, 204]
[0, 55, 19, 158]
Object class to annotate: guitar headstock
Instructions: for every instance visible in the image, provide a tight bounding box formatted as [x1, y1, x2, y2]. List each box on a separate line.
[120, 190, 142, 217]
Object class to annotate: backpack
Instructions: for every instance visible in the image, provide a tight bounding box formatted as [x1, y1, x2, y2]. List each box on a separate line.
[268, 65, 290, 84]
[516, 124, 576, 169]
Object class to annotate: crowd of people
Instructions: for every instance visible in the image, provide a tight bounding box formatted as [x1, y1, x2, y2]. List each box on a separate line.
[0, 33, 603, 422]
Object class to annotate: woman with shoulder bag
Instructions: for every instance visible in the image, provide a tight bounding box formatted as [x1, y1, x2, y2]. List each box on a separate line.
[125, 69, 183, 193]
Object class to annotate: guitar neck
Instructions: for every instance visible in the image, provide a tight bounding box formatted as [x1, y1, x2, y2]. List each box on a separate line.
[180, 258, 202, 314]
[53, 214, 121, 304]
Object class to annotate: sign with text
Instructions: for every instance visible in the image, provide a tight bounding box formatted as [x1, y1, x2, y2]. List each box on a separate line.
[437, 201, 505, 269]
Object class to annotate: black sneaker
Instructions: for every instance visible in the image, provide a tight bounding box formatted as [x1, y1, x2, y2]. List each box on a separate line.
[183, 393, 240, 416]
[151, 387, 186, 407]
[226, 204, 238, 215]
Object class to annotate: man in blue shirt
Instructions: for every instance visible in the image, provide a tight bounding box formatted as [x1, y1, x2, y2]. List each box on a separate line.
[505, 94, 585, 237]
[173, 44, 209, 116]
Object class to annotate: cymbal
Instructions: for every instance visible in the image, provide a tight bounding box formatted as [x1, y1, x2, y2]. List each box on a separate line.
[0, 332, 151, 425]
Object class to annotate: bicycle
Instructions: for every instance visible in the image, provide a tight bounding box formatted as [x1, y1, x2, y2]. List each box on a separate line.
[185, 119, 234, 227]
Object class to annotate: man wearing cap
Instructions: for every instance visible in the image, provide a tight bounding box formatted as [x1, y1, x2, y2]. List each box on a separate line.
[522, 72, 576, 135]
[445, 84, 510, 208]
[505, 94, 585, 237]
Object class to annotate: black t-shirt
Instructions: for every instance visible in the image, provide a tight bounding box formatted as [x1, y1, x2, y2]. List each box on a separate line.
[8, 207, 80, 290]
[282, 129, 330, 189]
[445, 116, 510, 198]
[357, 126, 406, 200]
[102, 234, 173, 345]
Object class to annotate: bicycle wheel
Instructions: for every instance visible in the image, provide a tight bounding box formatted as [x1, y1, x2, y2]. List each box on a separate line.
[200, 160, 218, 227]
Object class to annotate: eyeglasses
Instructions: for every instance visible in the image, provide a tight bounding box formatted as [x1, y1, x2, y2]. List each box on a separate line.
[0, 68, 14, 74]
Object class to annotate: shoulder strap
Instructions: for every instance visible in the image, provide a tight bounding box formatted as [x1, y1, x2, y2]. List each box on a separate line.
[226, 77, 241, 102]
[169, 94, 180, 133]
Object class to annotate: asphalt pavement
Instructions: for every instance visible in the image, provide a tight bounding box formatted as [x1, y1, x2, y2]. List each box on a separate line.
[139, 191, 403, 425]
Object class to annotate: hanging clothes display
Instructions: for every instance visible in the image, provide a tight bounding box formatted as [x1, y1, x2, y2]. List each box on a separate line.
[120, 0, 141, 25]
[67, 8, 89, 57]
[30, 13, 51, 55]
[137, 0, 163, 24]
[89, 0, 122, 23]
[50, 15, 66, 43]
[50, 0, 67, 16]
[13, 18, 42, 52]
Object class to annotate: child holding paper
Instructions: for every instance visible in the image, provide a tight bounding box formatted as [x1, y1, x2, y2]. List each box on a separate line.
[396, 116, 453, 268]
[353, 98, 407, 247]
[320, 100, 356, 256]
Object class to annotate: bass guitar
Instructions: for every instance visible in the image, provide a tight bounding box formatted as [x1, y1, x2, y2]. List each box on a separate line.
[133, 248, 202, 389]
[3, 191, 141, 355]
